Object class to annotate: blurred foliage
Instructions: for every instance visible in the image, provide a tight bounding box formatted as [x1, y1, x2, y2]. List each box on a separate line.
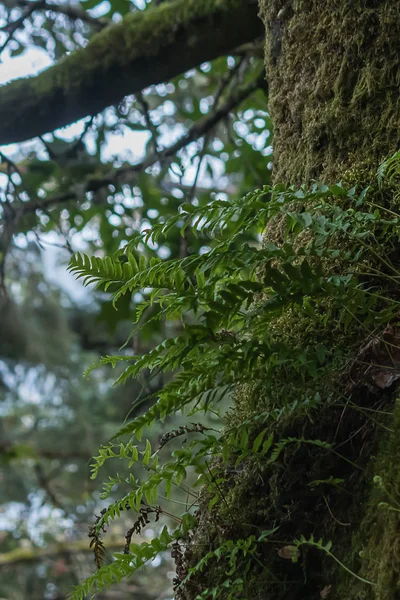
[0, 0, 271, 598]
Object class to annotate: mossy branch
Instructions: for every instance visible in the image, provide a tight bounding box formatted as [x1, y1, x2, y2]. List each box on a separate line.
[0, 0, 263, 145]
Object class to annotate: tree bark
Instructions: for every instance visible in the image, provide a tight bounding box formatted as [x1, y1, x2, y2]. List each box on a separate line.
[0, 0, 263, 146]
[260, 0, 400, 185]
[177, 2, 400, 599]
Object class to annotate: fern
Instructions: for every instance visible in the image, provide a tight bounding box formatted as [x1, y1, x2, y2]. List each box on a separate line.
[67, 157, 400, 598]
[69, 529, 174, 600]
[292, 535, 375, 586]
[377, 149, 400, 186]
[269, 437, 332, 463]
[179, 528, 278, 598]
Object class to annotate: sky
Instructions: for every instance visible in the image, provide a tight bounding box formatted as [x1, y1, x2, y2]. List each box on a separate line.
[0, 44, 150, 301]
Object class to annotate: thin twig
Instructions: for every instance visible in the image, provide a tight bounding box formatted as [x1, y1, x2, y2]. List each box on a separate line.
[18, 71, 266, 217]
[34, 462, 66, 512]
[39, 115, 95, 161]
[323, 495, 350, 527]
[179, 133, 211, 258]
[0, 0, 42, 55]
[17, 0, 109, 29]
[213, 55, 246, 109]
[136, 91, 160, 155]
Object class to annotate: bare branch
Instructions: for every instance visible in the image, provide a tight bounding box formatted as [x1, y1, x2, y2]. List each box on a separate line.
[34, 462, 67, 512]
[135, 91, 160, 155]
[0, 0, 40, 56]
[0, 0, 39, 32]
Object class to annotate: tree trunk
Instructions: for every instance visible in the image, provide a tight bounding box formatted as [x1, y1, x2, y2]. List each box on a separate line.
[177, 2, 400, 599]
[260, 0, 400, 185]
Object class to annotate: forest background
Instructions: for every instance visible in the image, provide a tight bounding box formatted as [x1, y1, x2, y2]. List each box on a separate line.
[0, 1, 269, 598]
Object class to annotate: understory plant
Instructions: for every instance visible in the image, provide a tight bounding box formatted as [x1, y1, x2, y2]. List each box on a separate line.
[68, 151, 400, 599]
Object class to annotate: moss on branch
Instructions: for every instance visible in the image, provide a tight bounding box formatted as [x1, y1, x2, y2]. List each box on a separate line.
[0, 0, 263, 145]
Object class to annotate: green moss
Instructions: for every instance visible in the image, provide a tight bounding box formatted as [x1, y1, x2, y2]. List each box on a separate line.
[176, 166, 400, 599]
[335, 399, 400, 600]
[32, 0, 236, 93]
[258, 0, 400, 184]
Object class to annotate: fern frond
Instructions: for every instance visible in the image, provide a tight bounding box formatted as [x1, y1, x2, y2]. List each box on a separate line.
[67, 252, 139, 289]
[377, 149, 400, 186]
[68, 157, 400, 596]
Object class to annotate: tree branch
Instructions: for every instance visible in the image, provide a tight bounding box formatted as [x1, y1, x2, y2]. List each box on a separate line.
[0, 440, 89, 461]
[16, 0, 110, 30]
[0, 537, 136, 566]
[0, 0, 40, 55]
[0, 0, 263, 145]
[34, 462, 67, 512]
[18, 71, 266, 215]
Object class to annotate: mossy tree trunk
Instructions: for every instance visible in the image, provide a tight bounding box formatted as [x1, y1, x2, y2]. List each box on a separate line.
[177, 2, 400, 599]
[261, 0, 400, 185]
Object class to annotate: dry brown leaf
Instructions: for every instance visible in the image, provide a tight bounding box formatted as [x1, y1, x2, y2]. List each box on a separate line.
[346, 325, 400, 391]
[320, 584, 332, 598]
[277, 545, 300, 561]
